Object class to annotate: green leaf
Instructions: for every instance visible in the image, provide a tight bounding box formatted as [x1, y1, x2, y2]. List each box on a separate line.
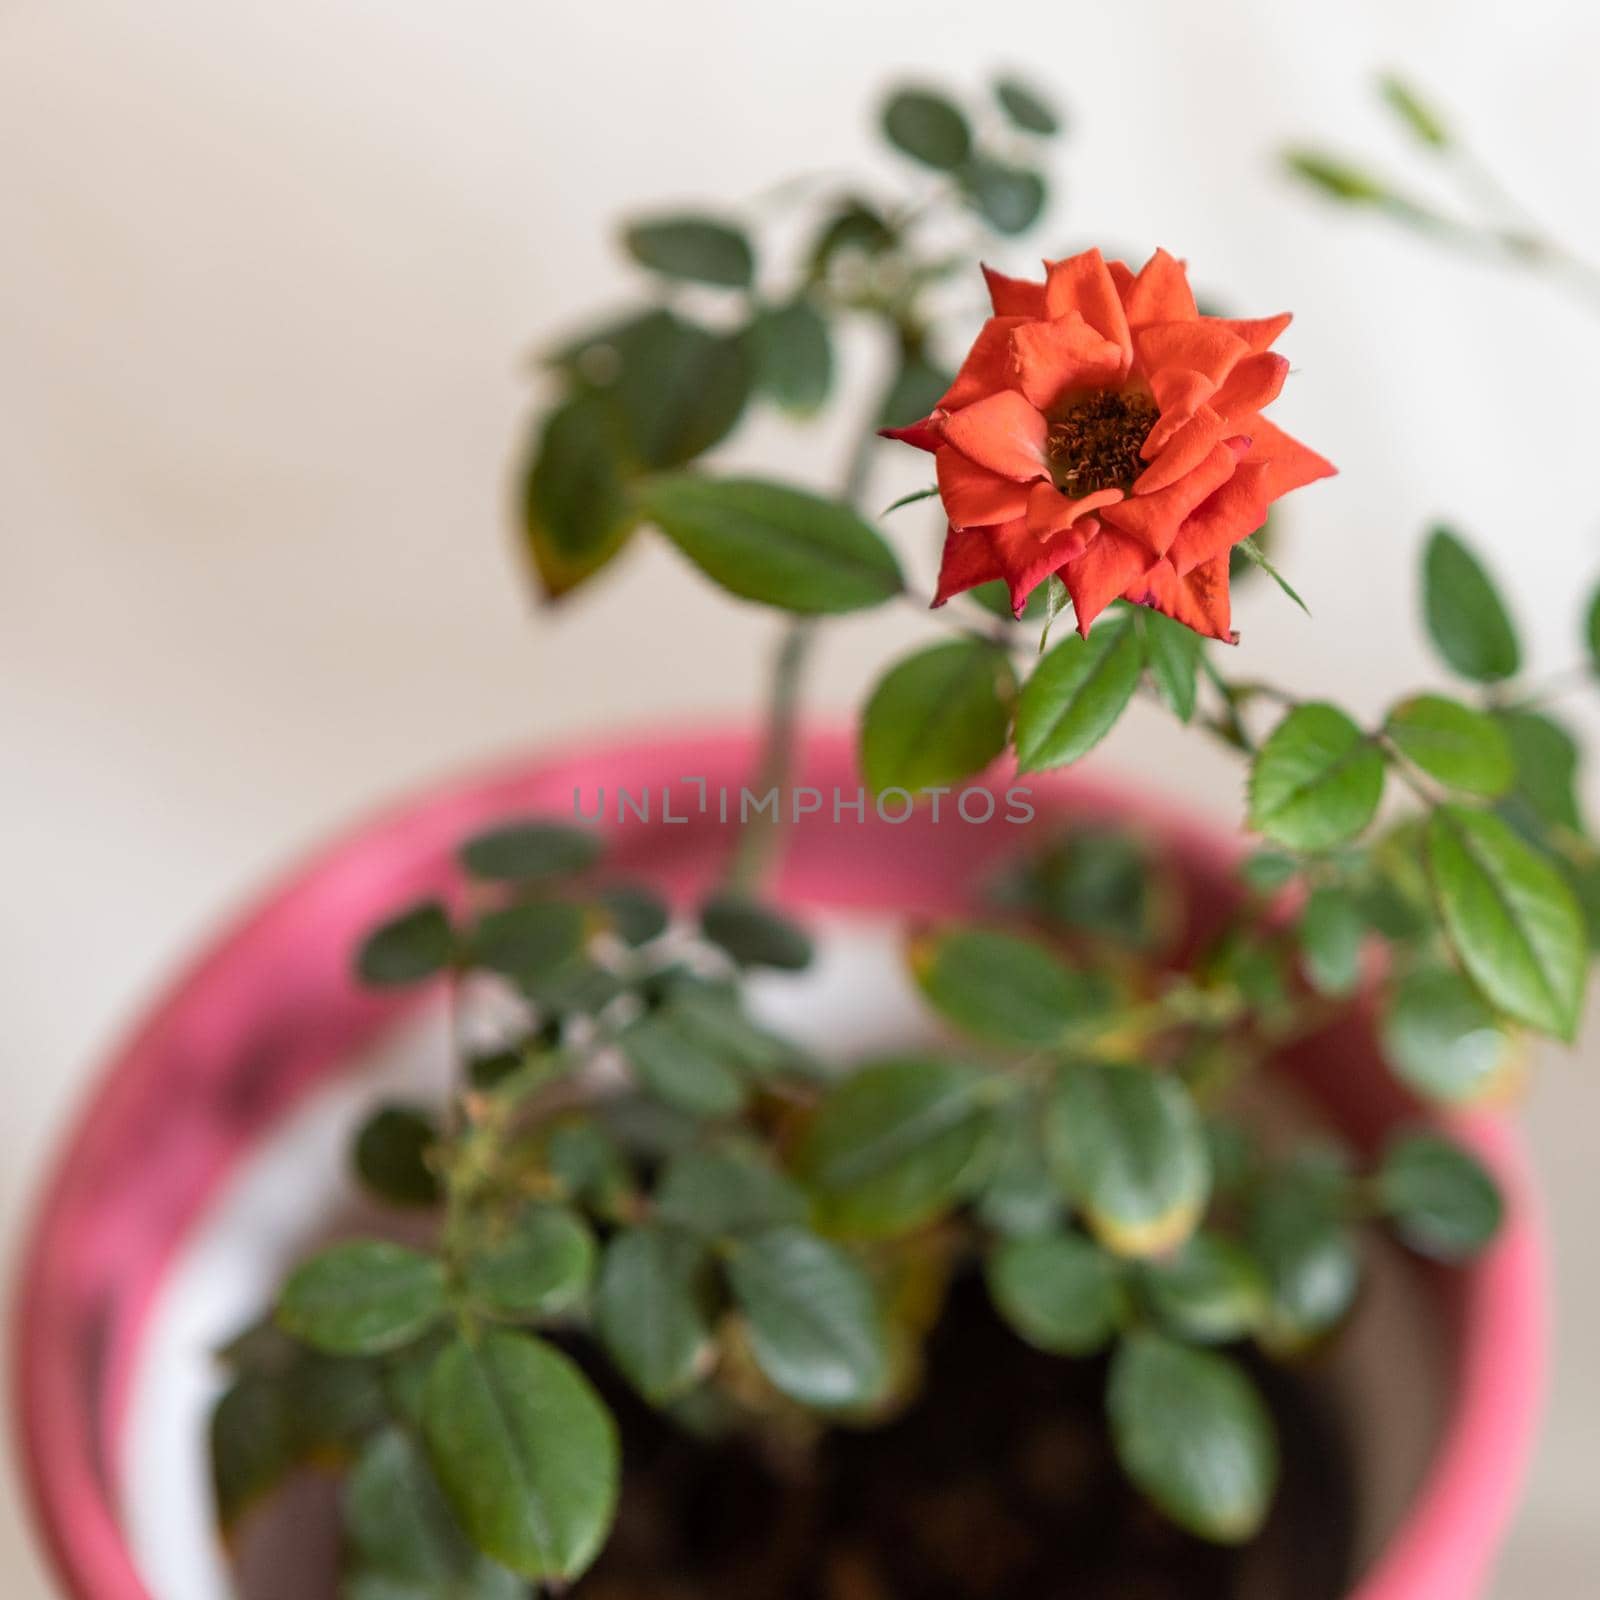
[1379, 74, 1451, 148]
[994, 76, 1061, 135]
[1376, 1133, 1504, 1261]
[881, 87, 972, 171]
[211, 1374, 299, 1531]
[986, 1230, 1125, 1354]
[962, 158, 1046, 234]
[1284, 149, 1393, 203]
[1586, 582, 1600, 671]
[1046, 1065, 1210, 1258]
[353, 1105, 441, 1208]
[458, 821, 600, 883]
[542, 1120, 634, 1218]
[859, 637, 1016, 794]
[1142, 1233, 1268, 1345]
[1385, 694, 1514, 797]
[810, 198, 896, 272]
[726, 1226, 888, 1407]
[1014, 617, 1143, 773]
[593, 1226, 714, 1402]
[598, 883, 670, 947]
[748, 297, 833, 416]
[1425, 803, 1586, 1037]
[621, 214, 754, 289]
[911, 925, 1104, 1047]
[1422, 527, 1520, 683]
[1248, 703, 1384, 851]
[639, 474, 903, 614]
[1141, 607, 1202, 723]
[655, 1143, 811, 1239]
[1006, 827, 1165, 949]
[604, 309, 752, 470]
[1298, 885, 1365, 996]
[470, 901, 587, 986]
[1496, 709, 1583, 835]
[699, 894, 814, 971]
[277, 1242, 447, 1357]
[519, 390, 640, 601]
[797, 1057, 991, 1238]
[356, 902, 454, 989]
[975, 1101, 1063, 1236]
[1381, 967, 1516, 1104]
[1108, 1333, 1277, 1544]
[464, 1204, 596, 1320]
[423, 1330, 618, 1580]
[1248, 1174, 1357, 1348]
[662, 976, 797, 1075]
[345, 1427, 524, 1600]
[620, 1013, 747, 1119]
[881, 485, 939, 516]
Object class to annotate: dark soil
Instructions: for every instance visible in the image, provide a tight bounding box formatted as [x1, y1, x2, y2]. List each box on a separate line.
[575, 1277, 1356, 1600]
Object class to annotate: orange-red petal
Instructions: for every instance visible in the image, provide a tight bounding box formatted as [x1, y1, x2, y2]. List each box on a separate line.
[1127, 555, 1235, 642]
[1013, 314, 1127, 411]
[1208, 313, 1292, 352]
[1133, 320, 1250, 388]
[1101, 439, 1241, 558]
[1120, 248, 1199, 328]
[1061, 527, 1154, 635]
[990, 515, 1103, 616]
[1025, 479, 1122, 541]
[942, 390, 1049, 480]
[932, 523, 1004, 606]
[939, 316, 1026, 410]
[1241, 417, 1338, 499]
[880, 413, 945, 453]
[981, 264, 1048, 318]
[936, 445, 1031, 527]
[1208, 350, 1289, 429]
[1164, 461, 1273, 574]
[1043, 248, 1133, 360]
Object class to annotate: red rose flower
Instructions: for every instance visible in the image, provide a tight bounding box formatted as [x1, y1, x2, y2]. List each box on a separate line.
[884, 248, 1334, 641]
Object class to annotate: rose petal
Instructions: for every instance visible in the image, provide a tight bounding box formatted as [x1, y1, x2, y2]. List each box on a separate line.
[1209, 351, 1289, 429]
[1164, 461, 1274, 574]
[1127, 555, 1236, 642]
[879, 413, 945, 453]
[1134, 404, 1228, 496]
[1133, 320, 1250, 387]
[1060, 526, 1154, 635]
[938, 316, 1027, 410]
[1208, 313, 1292, 352]
[1043, 248, 1133, 359]
[1100, 439, 1241, 557]
[936, 445, 1032, 527]
[981, 263, 1048, 318]
[991, 514, 1104, 617]
[932, 523, 1005, 606]
[1025, 479, 1123, 542]
[1239, 417, 1338, 499]
[1121, 248, 1199, 328]
[942, 390, 1049, 480]
[1012, 314, 1127, 411]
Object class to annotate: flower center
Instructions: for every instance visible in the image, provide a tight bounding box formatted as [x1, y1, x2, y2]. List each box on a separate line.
[1046, 391, 1160, 497]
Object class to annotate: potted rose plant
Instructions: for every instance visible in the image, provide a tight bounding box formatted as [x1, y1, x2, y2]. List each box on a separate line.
[18, 74, 1585, 1600]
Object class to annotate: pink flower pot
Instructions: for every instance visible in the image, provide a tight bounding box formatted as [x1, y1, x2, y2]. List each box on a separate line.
[11, 730, 1546, 1599]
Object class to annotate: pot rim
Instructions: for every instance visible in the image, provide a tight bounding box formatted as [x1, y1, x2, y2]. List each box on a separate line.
[10, 725, 1547, 1600]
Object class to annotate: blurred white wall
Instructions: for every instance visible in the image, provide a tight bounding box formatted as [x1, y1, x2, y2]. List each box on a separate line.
[3, 1, 1600, 1593]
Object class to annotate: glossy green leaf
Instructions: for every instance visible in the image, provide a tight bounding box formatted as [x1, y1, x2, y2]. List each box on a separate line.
[622, 214, 754, 288]
[994, 76, 1061, 135]
[1046, 1064, 1210, 1259]
[356, 902, 454, 989]
[654, 1143, 811, 1238]
[353, 1105, 441, 1208]
[911, 925, 1103, 1047]
[597, 883, 670, 947]
[860, 637, 1015, 794]
[1014, 618, 1143, 773]
[1385, 694, 1513, 797]
[1381, 967, 1515, 1104]
[464, 1205, 596, 1320]
[1141, 606, 1202, 723]
[344, 1427, 524, 1600]
[881, 87, 972, 170]
[594, 1226, 714, 1403]
[278, 1242, 448, 1357]
[986, 1230, 1124, 1354]
[423, 1331, 618, 1580]
[640, 475, 903, 614]
[974, 1100, 1063, 1236]
[1248, 703, 1384, 850]
[726, 1226, 888, 1408]
[1426, 803, 1586, 1038]
[470, 901, 587, 986]
[1377, 1133, 1503, 1261]
[1422, 527, 1520, 683]
[1496, 709, 1583, 835]
[458, 822, 600, 883]
[748, 297, 833, 416]
[1586, 582, 1600, 672]
[1284, 149, 1393, 203]
[620, 1013, 747, 1119]
[519, 390, 639, 600]
[1248, 1175, 1358, 1349]
[797, 1057, 991, 1238]
[962, 158, 1046, 234]
[1142, 1233, 1268, 1345]
[1108, 1333, 1277, 1544]
[699, 894, 814, 971]
[1298, 885, 1365, 997]
[1378, 74, 1450, 148]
